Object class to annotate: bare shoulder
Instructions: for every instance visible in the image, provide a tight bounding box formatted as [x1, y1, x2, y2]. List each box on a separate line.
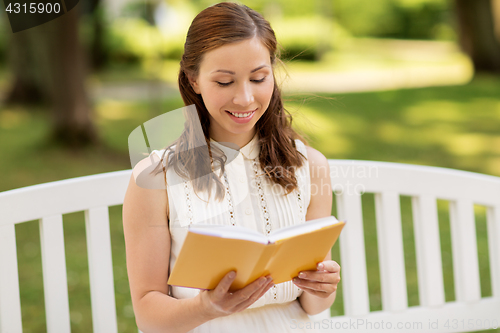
[132, 153, 168, 190]
[304, 146, 332, 219]
[305, 146, 330, 177]
[125, 154, 169, 224]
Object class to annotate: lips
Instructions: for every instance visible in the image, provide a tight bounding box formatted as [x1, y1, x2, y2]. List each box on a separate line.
[225, 108, 257, 123]
[226, 109, 257, 118]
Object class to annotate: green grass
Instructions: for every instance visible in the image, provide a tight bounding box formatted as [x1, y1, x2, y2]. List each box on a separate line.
[288, 74, 500, 177]
[1, 74, 499, 332]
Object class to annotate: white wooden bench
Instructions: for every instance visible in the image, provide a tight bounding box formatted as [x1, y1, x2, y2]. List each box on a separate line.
[0, 160, 499, 333]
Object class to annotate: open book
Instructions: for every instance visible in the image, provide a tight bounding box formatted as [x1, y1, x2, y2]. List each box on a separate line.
[167, 216, 345, 292]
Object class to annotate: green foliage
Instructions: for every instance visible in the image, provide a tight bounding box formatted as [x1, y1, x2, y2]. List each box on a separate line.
[190, 0, 326, 18]
[272, 16, 351, 61]
[333, 0, 455, 40]
[102, 13, 349, 65]
[289, 75, 500, 175]
[101, 0, 198, 65]
[105, 17, 184, 64]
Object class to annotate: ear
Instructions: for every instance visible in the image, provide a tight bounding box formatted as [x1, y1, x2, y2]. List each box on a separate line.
[187, 75, 201, 94]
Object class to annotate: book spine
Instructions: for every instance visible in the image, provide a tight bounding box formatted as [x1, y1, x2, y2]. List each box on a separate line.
[247, 243, 279, 281]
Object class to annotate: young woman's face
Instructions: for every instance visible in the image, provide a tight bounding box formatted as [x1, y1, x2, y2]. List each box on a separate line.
[189, 37, 274, 147]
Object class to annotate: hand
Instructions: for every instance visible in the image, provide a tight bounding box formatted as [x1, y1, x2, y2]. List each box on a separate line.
[199, 271, 274, 319]
[292, 260, 340, 298]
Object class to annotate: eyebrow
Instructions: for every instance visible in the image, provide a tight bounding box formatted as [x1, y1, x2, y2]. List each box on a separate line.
[211, 65, 269, 75]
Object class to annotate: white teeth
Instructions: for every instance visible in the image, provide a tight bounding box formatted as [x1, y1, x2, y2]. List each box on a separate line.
[229, 111, 253, 118]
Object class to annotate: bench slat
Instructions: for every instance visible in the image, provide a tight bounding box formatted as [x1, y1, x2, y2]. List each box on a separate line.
[336, 191, 370, 316]
[85, 207, 118, 333]
[0, 224, 23, 333]
[0, 170, 131, 227]
[449, 199, 481, 302]
[375, 191, 408, 312]
[487, 205, 500, 298]
[412, 195, 445, 307]
[39, 215, 71, 333]
[329, 160, 500, 207]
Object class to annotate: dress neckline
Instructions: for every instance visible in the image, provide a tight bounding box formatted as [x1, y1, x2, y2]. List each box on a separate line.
[209, 134, 260, 160]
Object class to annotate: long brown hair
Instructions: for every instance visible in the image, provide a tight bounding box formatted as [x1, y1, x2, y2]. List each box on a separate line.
[154, 2, 306, 200]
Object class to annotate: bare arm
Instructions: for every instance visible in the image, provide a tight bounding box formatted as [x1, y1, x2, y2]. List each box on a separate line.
[123, 156, 274, 333]
[295, 146, 340, 315]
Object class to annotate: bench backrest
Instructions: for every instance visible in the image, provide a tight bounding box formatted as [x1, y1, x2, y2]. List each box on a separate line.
[0, 161, 499, 332]
[0, 170, 131, 333]
[323, 160, 500, 332]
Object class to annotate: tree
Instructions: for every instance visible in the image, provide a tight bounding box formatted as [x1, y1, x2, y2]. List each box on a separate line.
[455, 0, 500, 73]
[4, 28, 46, 105]
[84, 0, 108, 70]
[4, 3, 98, 146]
[494, 0, 500, 41]
[33, 6, 98, 145]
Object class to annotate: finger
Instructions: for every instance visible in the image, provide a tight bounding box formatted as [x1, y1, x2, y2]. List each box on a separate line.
[233, 279, 273, 312]
[214, 271, 237, 297]
[254, 278, 274, 300]
[232, 276, 268, 302]
[294, 276, 336, 293]
[294, 275, 337, 291]
[317, 260, 340, 273]
[298, 262, 341, 281]
[298, 285, 332, 298]
[294, 278, 338, 294]
[234, 277, 272, 307]
[296, 270, 334, 283]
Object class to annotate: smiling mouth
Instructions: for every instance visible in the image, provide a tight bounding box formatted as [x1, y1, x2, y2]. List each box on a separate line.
[226, 109, 256, 118]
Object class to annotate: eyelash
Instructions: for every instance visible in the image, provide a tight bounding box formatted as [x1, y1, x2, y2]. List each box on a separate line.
[216, 77, 266, 87]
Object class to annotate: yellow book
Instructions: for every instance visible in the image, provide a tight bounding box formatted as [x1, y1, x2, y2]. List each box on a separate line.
[167, 216, 345, 292]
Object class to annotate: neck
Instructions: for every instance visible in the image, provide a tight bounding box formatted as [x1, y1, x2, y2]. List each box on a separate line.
[209, 129, 256, 148]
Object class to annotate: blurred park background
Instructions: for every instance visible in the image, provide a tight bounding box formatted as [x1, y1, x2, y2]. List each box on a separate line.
[1, 0, 500, 332]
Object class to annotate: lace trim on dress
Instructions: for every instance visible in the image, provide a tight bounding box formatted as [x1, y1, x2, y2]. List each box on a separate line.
[297, 191, 304, 223]
[252, 158, 271, 235]
[223, 172, 236, 226]
[183, 181, 193, 225]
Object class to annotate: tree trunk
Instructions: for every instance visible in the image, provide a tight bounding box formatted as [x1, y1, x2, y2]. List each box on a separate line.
[90, 4, 108, 71]
[4, 26, 47, 105]
[493, 0, 500, 42]
[30, 4, 98, 146]
[455, 0, 500, 73]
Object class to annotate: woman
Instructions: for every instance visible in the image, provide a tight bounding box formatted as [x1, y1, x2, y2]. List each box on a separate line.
[123, 2, 340, 332]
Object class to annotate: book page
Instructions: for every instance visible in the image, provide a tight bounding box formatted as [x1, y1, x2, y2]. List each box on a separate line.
[268, 216, 340, 243]
[188, 224, 268, 244]
[265, 220, 345, 284]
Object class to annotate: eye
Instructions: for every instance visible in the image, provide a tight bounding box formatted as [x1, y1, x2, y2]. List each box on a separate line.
[251, 77, 266, 83]
[216, 81, 233, 87]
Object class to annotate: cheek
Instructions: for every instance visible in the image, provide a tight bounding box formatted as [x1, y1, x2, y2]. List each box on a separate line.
[201, 87, 229, 111]
[259, 81, 274, 107]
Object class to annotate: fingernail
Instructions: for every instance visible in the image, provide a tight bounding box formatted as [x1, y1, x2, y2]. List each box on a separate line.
[228, 271, 236, 279]
[318, 263, 324, 270]
[299, 272, 306, 278]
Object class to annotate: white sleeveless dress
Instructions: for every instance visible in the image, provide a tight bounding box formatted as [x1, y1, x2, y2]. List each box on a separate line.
[153, 135, 319, 333]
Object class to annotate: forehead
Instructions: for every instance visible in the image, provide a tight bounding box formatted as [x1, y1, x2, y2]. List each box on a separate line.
[199, 37, 272, 74]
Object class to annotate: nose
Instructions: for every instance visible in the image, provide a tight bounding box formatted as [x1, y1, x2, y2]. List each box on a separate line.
[232, 82, 254, 107]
